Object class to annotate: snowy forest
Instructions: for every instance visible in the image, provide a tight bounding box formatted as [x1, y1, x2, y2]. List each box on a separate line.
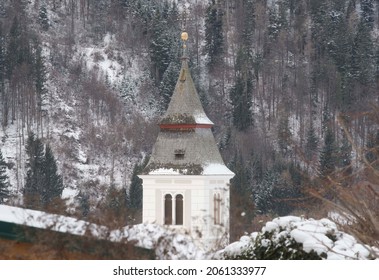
[0, 0, 378, 258]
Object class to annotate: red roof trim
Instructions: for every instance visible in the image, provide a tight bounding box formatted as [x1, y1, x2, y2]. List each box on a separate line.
[160, 124, 213, 130]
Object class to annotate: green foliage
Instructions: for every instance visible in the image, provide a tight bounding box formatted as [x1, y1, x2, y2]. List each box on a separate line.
[38, 5, 49, 31]
[204, 0, 224, 69]
[360, 0, 374, 29]
[159, 60, 180, 110]
[33, 40, 47, 110]
[305, 120, 318, 161]
[77, 191, 90, 217]
[228, 153, 254, 239]
[225, 230, 322, 260]
[365, 130, 379, 164]
[351, 20, 374, 85]
[277, 113, 292, 155]
[338, 133, 352, 170]
[104, 184, 128, 218]
[149, 2, 180, 83]
[230, 48, 253, 131]
[127, 157, 149, 211]
[319, 127, 337, 178]
[42, 145, 64, 205]
[0, 149, 10, 203]
[23, 133, 64, 210]
[254, 163, 304, 216]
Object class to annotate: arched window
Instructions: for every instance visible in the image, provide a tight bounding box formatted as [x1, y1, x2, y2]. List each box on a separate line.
[164, 194, 172, 225]
[214, 193, 221, 225]
[175, 194, 183, 225]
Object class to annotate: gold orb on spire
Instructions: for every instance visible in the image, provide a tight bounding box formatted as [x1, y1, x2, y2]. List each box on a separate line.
[181, 32, 188, 41]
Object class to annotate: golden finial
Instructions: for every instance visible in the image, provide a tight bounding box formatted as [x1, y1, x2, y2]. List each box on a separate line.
[181, 32, 188, 42]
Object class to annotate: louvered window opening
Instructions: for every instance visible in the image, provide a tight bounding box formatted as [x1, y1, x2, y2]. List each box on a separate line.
[164, 193, 184, 225]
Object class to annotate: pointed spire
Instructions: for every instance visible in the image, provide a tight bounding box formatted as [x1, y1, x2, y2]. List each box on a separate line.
[160, 32, 213, 128]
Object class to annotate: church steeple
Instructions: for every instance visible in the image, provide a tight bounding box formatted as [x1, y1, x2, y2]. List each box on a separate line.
[139, 32, 234, 247]
[143, 33, 232, 176]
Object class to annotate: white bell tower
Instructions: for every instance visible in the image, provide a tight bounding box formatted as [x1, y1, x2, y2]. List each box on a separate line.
[139, 33, 234, 249]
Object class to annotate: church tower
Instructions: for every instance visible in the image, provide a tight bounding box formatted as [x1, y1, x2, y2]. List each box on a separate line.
[139, 33, 234, 248]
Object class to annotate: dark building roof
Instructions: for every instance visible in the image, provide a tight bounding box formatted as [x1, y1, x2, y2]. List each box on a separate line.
[142, 54, 233, 176]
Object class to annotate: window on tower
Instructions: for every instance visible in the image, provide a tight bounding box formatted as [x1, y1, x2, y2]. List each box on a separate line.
[175, 194, 184, 225]
[214, 193, 221, 225]
[164, 194, 172, 225]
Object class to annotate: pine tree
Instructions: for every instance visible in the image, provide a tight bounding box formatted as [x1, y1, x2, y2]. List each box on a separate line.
[24, 134, 64, 209]
[319, 127, 337, 178]
[127, 157, 149, 211]
[204, 0, 224, 70]
[351, 20, 374, 85]
[104, 184, 127, 218]
[77, 191, 90, 217]
[149, 4, 180, 84]
[254, 170, 276, 214]
[230, 48, 253, 131]
[0, 23, 6, 127]
[38, 5, 49, 31]
[127, 164, 141, 211]
[305, 120, 318, 161]
[42, 144, 64, 206]
[0, 150, 10, 204]
[277, 113, 292, 155]
[360, 0, 374, 29]
[159, 60, 180, 110]
[229, 153, 254, 240]
[365, 130, 379, 165]
[34, 40, 47, 112]
[24, 133, 45, 209]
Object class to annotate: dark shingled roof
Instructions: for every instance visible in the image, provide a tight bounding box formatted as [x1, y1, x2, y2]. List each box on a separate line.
[142, 58, 233, 176]
[160, 59, 213, 126]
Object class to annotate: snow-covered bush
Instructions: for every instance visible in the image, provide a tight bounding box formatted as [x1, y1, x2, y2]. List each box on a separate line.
[216, 216, 378, 260]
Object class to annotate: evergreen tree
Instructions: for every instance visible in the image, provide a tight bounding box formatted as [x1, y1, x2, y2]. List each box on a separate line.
[77, 190, 90, 217]
[319, 127, 337, 178]
[360, 0, 374, 29]
[254, 169, 277, 214]
[33, 40, 47, 112]
[24, 134, 64, 209]
[204, 0, 224, 70]
[104, 184, 127, 217]
[149, 3, 180, 83]
[229, 153, 254, 240]
[254, 162, 304, 216]
[365, 130, 379, 164]
[0, 150, 10, 204]
[305, 120, 318, 161]
[230, 48, 253, 131]
[38, 5, 49, 31]
[127, 157, 149, 212]
[159, 60, 180, 110]
[277, 113, 292, 155]
[42, 144, 64, 206]
[0, 23, 6, 126]
[24, 133, 45, 209]
[351, 20, 374, 85]
[338, 132, 352, 176]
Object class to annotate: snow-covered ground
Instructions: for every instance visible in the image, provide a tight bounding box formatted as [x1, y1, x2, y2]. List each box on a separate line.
[0, 204, 204, 259]
[1, 205, 377, 260]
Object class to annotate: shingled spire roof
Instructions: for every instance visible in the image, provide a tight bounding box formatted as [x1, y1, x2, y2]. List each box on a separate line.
[160, 58, 213, 127]
[142, 33, 233, 176]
